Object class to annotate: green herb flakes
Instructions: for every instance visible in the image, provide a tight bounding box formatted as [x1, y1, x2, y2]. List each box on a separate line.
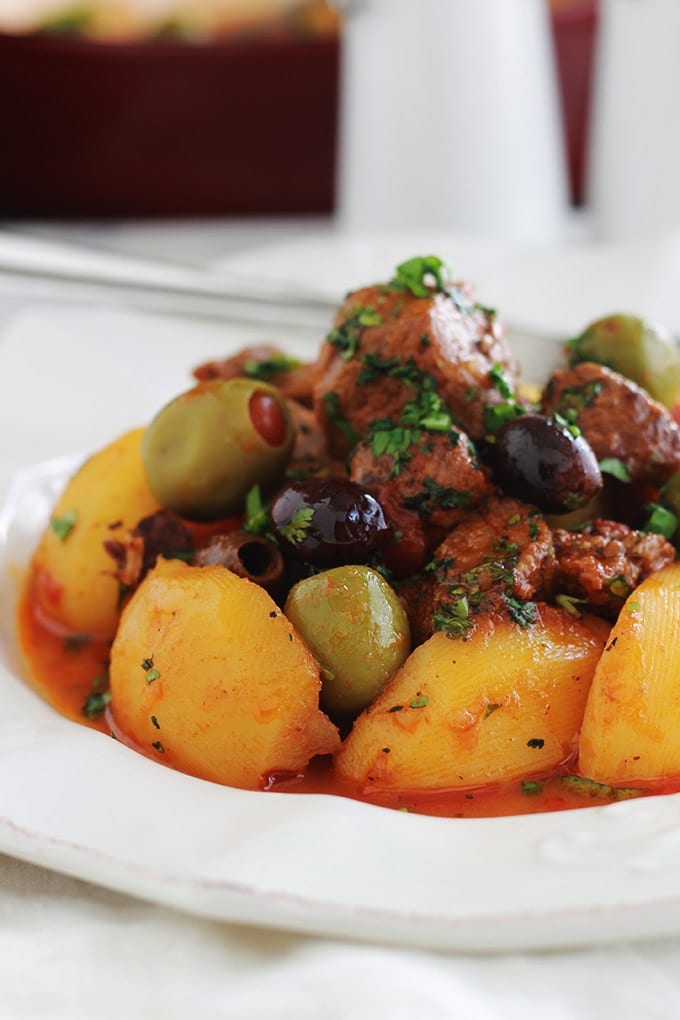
[327, 305, 382, 361]
[141, 657, 160, 684]
[599, 457, 632, 483]
[390, 255, 448, 298]
[409, 694, 429, 709]
[561, 775, 646, 801]
[641, 502, 678, 540]
[279, 507, 314, 545]
[505, 597, 538, 628]
[50, 508, 77, 542]
[242, 353, 301, 379]
[82, 690, 112, 719]
[243, 485, 270, 536]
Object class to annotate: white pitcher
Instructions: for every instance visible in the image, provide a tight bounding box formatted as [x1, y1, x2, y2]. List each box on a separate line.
[335, 0, 570, 242]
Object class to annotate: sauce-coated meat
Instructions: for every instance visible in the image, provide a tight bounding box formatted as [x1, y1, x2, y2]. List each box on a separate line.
[552, 519, 675, 617]
[313, 284, 518, 458]
[542, 362, 680, 485]
[402, 496, 555, 644]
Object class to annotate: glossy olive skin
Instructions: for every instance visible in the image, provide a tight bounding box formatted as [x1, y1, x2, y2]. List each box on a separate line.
[142, 378, 295, 520]
[270, 477, 389, 568]
[491, 413, 602, 514]
[285, 565, 411, 720]
[567, 313, 680, 409]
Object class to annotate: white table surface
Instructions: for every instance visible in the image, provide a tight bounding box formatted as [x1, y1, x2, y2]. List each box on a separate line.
[3, 216, 680, 1020]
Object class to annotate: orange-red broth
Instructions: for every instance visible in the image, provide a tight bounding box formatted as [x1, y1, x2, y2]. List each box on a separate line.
[17, 574, 679, 819]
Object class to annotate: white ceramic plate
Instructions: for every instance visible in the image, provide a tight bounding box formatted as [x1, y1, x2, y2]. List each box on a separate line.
[2, 242, 680, 953]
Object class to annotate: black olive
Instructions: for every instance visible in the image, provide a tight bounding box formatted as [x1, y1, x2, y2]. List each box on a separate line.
[490, 413, 602, 514]
[270, 477, 389, 568]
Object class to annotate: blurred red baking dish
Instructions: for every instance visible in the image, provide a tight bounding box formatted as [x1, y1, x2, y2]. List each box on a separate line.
[0, 29, 339, 218]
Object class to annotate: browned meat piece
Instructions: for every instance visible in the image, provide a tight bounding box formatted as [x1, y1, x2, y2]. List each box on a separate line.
[402, 496, 554, 644]
[286, 398, 337, 476]
[349, 429, 491, 528]
[312, 283, 518, 458]
[542, 362, 680, 485]
[193, 345, 320, 406]
[104, 509, 194, 592]
[552, 519, 676, 617]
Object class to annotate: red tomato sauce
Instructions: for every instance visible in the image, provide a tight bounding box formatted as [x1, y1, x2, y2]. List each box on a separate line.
[16, 582, 680, 819]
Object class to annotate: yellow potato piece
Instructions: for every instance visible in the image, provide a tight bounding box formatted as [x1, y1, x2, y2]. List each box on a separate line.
[30, 428, 159, 639]
[110, 558, 340, 790]
[334, 605, 609, 792]
[579, 561, 680, 785]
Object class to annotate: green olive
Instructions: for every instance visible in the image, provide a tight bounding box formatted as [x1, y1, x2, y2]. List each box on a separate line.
[142, 378, 295, 520]
[566, 313, 680, 408]
[285, 565, 411, 721]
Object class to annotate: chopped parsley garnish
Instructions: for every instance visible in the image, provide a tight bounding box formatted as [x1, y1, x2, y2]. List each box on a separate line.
[432, 594, 473, 637]
[641, 502, 678, 540]
[526, 737, 545, 749]
[278, 507, 314, 545]
[561, 775, 646, 801]
[483, 401, 524, 435]
[151, 740, 165, 754]
[368, 421, 417, 469]
[409, 694, 429, 709]
[505, 596, 538, 628]
[326, 305, 383, 361]
[556, 379, 602, 413]
[555, 593, 587, 617]
[243, 485, 270, 536]
[599, 457, 632, 483]
[242, 353, 302, 379]
[141, 657, 160, 684]
[82, 690, 112, 719]
[488, 364, 514, 400]
[50, 508, 77, 542]
[552, 411, 581, 438]
[390, 255, 448, 297]
[403, 477, 472, 516]
[521, 780, 543, 796]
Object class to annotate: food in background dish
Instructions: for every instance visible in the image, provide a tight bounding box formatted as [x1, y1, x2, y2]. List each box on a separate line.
[0, 0, 339, 42]
[16, 256, 680, 817]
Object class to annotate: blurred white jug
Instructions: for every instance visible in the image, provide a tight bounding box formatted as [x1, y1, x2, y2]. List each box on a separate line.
[587, 0, 680, 241]
[335, 0, 569, 242]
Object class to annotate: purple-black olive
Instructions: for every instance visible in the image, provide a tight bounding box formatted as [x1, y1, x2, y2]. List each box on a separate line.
[270, 477, 389, 568]
[490, 413, 602, 514]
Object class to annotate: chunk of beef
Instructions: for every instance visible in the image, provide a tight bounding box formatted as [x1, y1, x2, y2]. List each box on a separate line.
[402, 496, 555, 644]
[193, 345, 319, 406]
[313, 283, 518, 458]
[542, 362, 680, 485]
[349, 427, 493, 575]
[552, 519, 676, 617]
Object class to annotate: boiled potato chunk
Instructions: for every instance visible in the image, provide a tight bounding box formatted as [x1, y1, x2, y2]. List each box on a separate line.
[29, 428, 159, 639]
[334, 605, 609, 792]
[579, 561, 680, 784]
[109, 558, 340, 789]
